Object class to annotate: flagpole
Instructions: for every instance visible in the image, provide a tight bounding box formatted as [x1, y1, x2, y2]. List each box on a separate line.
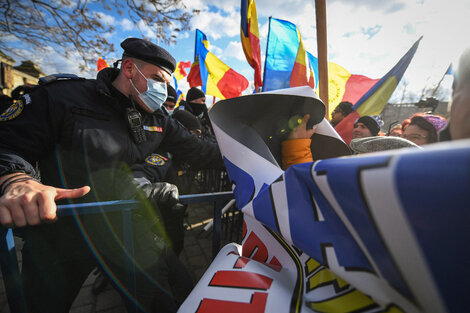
[315, 0, 329, 118]
[431, 63, 452, 97]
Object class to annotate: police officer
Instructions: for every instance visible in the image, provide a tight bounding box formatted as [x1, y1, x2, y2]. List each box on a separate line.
[0, 38, 223, 312]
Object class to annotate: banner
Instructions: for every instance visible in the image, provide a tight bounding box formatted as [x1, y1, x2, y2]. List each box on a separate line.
[179, 87, 470, 313]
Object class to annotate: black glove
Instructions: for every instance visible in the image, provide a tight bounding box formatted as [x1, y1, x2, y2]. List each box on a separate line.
[140, 182, 179, 209]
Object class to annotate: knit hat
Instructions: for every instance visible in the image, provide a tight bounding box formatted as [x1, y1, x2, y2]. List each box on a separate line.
[420, 114, 447, 132]
[354, 115, 382, 136]
[186, 87, 205, 103]
[166, 85, 177, 103]
[335, 101, 353, 116]
[172, 110, 202, 131]
[350, 136, 420, 154]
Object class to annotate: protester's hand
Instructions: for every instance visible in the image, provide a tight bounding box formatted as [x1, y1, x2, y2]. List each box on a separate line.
[288, 114, 316, 139]
[0, 174, 90, 228]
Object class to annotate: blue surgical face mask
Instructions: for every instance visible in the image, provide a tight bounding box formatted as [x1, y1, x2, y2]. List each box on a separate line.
[130, 65, 167, 112]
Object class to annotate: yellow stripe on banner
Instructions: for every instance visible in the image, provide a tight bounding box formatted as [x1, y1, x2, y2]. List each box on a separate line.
[205, 51, 229, 99]
[309, 289, 376, 313]
[305, 258, 321, 275]
[356, 76, 397, 116]
[307, 268, 349, 292]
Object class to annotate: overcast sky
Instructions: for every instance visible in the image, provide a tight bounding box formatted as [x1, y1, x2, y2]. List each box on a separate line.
[6, 0, 470, 103]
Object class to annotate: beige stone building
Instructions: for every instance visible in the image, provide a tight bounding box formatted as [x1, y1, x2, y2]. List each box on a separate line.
[0, 50, 45, 97]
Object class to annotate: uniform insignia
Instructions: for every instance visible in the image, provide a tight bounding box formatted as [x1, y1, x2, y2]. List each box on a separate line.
[145, 154, 167, 166]
[0, 99, 24, 122]
[143, 125, 163, 132]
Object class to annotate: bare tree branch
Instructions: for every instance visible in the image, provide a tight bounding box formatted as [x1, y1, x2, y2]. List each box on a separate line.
[0, 0, 197, 70]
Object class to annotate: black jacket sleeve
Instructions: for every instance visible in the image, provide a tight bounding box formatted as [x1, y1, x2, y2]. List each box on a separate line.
[0, 86, 60, 177]
[160, 117, 225, 170]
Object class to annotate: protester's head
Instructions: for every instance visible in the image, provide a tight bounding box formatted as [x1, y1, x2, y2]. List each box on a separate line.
[186, 87, 207, 117]
[352, 115, 381, 139]
[402, 113, 447, 145]
[388, 123, 403, 137]
[331, 101, 353, 126]
[450, 47, 470, 140]
[116, 38, 176, 113]
[172, 110, 203, 137]
[163, 84, 177, 115]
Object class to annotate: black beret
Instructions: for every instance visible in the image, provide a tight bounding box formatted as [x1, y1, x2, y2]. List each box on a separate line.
[354, 115, 380, 136]
[186, 87, 206, 103]
[166, 85, 177, 103]
[120, 38, 176, 74]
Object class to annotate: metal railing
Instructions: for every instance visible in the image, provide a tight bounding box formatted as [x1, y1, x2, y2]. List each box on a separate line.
[0, 191, 234, 313]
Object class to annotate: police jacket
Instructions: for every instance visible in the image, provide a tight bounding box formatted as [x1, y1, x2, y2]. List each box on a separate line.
[0, 68, 223, 201]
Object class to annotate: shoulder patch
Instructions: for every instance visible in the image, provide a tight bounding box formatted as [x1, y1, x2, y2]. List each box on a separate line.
[0, 99, 24, 122]
[145, 154, 168, 166]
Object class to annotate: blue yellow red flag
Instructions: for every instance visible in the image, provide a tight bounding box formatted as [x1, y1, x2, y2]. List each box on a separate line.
[174, 61, 191, 81]
[187, 29, 249, 100]
[241, 0, 263, 90]
[290, 27, 315, 89]
[335, 37, 422, 144]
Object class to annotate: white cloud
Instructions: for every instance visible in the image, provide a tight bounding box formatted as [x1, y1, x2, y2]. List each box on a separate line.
[93, 11, 116, 27]
[207, 43, 223, 56]
[10, 46, 95, 78]
[222, 41, 246, 62]
[121, 19, 134, 31]
[191, 9, 239, 39]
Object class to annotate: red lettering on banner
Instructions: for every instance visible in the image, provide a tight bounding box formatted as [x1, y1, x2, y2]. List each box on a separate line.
[234, 255, 282, 272]
[209, 271, 273, 290]
[243, 232, 268, 262]
[268, 256, 282, 272]
[242, 220, 247, 240]
[234, 255, 251, 269]
[196, 292, 268, 313]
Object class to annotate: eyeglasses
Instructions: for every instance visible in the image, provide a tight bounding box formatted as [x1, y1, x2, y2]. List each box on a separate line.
[402, 134, 427, 141]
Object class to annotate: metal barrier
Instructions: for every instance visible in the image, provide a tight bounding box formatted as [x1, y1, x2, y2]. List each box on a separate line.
[179, 191, 234, 258]
[0, 192, 234, 313]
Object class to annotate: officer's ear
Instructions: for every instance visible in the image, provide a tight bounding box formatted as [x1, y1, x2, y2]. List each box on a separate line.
[121, 58, 135, 79]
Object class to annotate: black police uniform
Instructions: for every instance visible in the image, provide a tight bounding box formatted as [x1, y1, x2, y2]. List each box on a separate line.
[0, 67, 223, 312]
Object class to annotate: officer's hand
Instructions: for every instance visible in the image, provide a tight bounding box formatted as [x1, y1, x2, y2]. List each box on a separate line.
[288, 114, 316, 140]
[0, 175, 90, 228]
[145, 182, 179, 209]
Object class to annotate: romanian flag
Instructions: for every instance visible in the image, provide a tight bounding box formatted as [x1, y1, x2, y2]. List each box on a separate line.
[97, 57, 109, 71]
[289, 27, 315, 89]
[263, 18, 319, 92]
[241, 0, 263, 90]
[325, 61, 379, 116]
[174, 61, 191, 81]
[173, 61, 191, 107]
[187, 29, 249, 100]
[263, 18, 304, 91]
[335, 37, 422, 145]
